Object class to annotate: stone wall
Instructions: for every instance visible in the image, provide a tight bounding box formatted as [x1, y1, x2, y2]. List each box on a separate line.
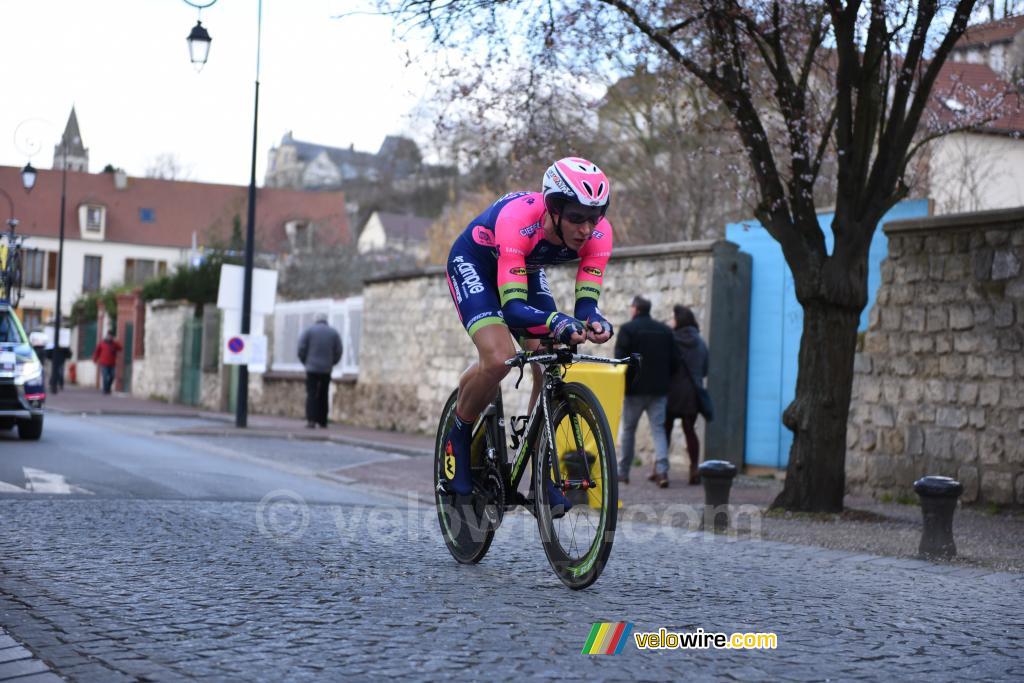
[847, 207, 1024, 504]
[131, 301, 192, 402]
[350, 240, 750, 468]
[125, 240, 751, 473]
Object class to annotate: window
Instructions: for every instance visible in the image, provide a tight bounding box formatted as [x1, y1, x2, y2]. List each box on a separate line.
[124, 258, 167, 285]
[46, 252, 58, 290]
[0, 312, 22, 344]
[139, 208, 155, 223]
[23, 251, 46, 289]
[21, 309, 43, 333]
[86, 206, 104, 230]
[83, 255, 102, 292]
[78, 204, 106, 239]
[285, 220, 313, 251]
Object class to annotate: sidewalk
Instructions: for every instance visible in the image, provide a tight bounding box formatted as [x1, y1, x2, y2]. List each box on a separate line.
[46, 386, 1024, 573]
[45, 386, 432, 456]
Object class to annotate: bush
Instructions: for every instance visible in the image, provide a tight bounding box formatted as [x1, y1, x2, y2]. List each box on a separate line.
[142, 252, 239, 305]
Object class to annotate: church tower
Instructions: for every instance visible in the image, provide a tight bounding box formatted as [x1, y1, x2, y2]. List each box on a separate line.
[52, 107, 89, 172]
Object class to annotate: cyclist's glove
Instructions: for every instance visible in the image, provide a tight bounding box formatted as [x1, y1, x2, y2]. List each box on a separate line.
[588, 316, 614, 339]
[550, 313, 586, 344]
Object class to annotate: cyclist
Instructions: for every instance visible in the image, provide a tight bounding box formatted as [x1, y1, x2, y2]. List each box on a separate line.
[444, 157, 615, 515]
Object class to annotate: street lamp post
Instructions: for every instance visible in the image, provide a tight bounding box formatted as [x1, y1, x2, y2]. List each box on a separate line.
[185, 0, 261, 428]
[50, 143, 68, 394]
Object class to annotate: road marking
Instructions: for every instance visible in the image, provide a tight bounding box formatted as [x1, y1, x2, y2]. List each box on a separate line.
[21, 468, 93, 495]
[0, 480, 28, 493]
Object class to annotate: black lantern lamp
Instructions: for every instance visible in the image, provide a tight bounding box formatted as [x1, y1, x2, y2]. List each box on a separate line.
[20, 163, 36, 193]
[187, 20, 212, 70]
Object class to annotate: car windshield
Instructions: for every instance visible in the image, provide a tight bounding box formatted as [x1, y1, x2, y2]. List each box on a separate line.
[0, 311, 26, 344]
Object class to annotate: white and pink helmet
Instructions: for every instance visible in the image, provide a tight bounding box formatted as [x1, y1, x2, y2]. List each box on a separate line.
[542, 157, 611, 215]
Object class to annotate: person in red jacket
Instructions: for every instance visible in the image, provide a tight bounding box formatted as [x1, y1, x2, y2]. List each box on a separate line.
[92, 331, 122, 395]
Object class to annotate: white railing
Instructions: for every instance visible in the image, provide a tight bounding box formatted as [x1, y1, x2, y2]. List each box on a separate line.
[272, 296, 363, 378]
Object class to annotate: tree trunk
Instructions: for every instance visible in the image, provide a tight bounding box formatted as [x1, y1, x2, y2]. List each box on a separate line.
[771, 299, 861, 512]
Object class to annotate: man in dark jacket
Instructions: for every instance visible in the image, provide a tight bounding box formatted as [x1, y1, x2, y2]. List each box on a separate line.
[665, 305, 709, 485]
[614, 295, 680, 487]
[297, 314, 343, 428]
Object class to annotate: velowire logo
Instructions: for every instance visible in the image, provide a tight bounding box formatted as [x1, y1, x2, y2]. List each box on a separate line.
[581, 623, 634, 655]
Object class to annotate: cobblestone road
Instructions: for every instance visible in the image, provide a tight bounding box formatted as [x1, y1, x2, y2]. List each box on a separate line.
[2, 496, 1022, 681]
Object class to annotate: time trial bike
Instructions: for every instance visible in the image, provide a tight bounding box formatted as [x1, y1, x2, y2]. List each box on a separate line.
[434, 339, 638, 590]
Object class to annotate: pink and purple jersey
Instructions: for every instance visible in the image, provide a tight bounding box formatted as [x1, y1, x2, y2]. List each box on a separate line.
[446, 191, 613, 335]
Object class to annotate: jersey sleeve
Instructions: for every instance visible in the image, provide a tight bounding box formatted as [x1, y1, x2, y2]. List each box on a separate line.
[573, 218, 613, 322]
[495, 198, 558, 332]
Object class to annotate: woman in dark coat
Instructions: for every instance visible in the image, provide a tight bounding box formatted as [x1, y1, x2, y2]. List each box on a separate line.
[664, 305, 709, 485]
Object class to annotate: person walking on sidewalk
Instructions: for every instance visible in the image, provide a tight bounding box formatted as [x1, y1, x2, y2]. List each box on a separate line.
[298, 314, 343, 429]
[665, 305, 709, 485]
[615, 295, 680, 487]
[92, 331, 123, 395]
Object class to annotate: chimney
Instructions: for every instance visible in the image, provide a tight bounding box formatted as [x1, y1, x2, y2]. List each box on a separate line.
[114, 169, 127, 190]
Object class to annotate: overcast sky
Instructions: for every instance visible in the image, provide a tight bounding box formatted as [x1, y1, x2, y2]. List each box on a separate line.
[0, 0, 430, 186]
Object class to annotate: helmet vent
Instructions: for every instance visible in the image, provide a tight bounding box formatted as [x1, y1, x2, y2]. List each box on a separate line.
[582, 180, 594, 197]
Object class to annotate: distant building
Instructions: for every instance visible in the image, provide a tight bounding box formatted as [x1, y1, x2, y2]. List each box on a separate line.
[264, 132, 426, 191]
[1, 165, 349, 330]
[949, 13, 1024, 81]
[357, 211, 433, 262]
[53, 107, 89, 173]
[925, 16, 1024, 214]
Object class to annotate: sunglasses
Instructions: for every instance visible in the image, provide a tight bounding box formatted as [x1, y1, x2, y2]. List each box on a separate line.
[562, 210, 602, 225]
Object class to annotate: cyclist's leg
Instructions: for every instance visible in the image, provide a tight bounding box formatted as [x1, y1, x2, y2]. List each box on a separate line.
[445, 244, 511, 495]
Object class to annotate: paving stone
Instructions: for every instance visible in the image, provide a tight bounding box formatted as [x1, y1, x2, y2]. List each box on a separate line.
[0, 658, 48, 679]
[2, 498, 1022, 679]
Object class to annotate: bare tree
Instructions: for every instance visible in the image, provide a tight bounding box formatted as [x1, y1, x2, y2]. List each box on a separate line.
[597, 65, 757, 242]
[144, 153, 193, 181]
[379, 0, 990, 512]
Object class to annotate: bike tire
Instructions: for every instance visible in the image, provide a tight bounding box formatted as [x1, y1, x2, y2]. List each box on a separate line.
[534, 382, 618, 590]
[434, 389, 495, 564]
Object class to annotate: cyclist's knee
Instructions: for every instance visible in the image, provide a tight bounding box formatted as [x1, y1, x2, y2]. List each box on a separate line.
[478, 348, 513, 383]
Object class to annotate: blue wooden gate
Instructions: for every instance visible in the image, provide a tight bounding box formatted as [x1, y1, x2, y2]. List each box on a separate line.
[725, 199, 931, 469]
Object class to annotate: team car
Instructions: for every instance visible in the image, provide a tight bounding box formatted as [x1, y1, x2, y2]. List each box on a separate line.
[0, 302, 45, 440]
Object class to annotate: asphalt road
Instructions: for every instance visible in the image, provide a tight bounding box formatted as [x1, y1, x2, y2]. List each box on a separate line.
[1, 414, 1021, 681]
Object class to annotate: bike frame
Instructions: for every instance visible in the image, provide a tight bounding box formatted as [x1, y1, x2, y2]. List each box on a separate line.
[477, 347, 635, 506]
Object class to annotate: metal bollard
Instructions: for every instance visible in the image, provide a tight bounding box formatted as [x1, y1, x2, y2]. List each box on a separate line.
[699, 460, 738, 531]
[913, 475, 963, 559]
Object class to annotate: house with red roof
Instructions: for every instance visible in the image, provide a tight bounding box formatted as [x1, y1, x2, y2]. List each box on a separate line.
[924, 15, 1024, 214]
[949, 13, 1024, 80]
[0, 164, 349, 333]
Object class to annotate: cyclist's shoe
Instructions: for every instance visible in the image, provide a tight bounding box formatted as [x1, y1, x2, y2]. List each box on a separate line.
[545, 479, 573, 519]
[445, 413, 474, 496]
[528, 480, 574, 519]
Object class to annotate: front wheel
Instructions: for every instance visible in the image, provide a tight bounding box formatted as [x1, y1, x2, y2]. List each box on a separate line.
[535, 382, 618, 590]
[17, 415, 43, 441]
[434, 389, 494, 564]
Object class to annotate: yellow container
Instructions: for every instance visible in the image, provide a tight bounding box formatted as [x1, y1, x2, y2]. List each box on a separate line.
[557, 363, 627, 508]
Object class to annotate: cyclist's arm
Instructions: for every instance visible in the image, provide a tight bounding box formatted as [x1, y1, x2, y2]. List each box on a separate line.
[574, 218, 613, 327]
[495, 205, 562, 335]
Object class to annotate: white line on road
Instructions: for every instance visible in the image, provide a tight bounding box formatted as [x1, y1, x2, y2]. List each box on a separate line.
[22, 467, 93, 495]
